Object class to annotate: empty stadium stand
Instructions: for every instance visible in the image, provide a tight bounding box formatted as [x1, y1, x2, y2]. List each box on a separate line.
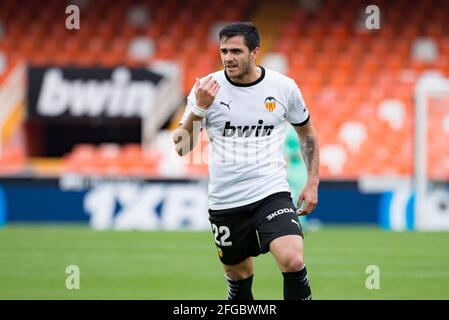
[0, 0, 448, 179]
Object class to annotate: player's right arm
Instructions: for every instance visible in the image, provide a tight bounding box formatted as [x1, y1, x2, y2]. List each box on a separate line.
[172, 76, 220, 156]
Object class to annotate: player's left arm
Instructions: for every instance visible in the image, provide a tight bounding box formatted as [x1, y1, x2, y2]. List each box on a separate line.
[293, 119, 320, 216]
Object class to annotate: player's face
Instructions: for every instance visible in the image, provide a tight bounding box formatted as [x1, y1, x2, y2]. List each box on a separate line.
[220, 35, 258, 80]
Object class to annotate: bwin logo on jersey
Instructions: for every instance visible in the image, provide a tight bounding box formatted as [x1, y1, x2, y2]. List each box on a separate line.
[266, 208, 295, 221]
[264, 97, 277, 112]
[222, 120, 274, 137]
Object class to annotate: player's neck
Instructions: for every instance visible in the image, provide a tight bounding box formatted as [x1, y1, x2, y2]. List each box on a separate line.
[229, 66, 262, 85]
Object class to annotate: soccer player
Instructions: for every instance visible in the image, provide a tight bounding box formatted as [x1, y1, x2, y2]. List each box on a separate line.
[173, 22, 319, 300]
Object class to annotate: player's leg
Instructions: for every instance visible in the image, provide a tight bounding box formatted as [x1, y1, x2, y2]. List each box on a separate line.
[270, 235, 311, 300]
[222, 257, 254, 300]
[270, 234, 304, 272]
[209, 207, 260, 300]
[255, 192, 312, 300]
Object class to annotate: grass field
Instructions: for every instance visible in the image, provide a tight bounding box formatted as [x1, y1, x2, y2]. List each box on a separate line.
[1, 224, 448, 300]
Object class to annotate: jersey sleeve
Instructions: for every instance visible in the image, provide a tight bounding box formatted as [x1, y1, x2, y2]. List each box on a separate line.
[286, 80, 310, 126]
[179, 86, 206, 128]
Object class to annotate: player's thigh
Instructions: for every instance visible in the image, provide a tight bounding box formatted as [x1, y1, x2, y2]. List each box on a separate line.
[270, 234, 304, 256]
[209, 211, 259, 266]
[255, 192, 304, 254]
[269, 234, 305, 272]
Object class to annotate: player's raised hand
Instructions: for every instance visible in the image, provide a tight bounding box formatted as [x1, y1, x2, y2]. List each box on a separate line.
[195, 76, 220, 109]
[296, 181, 318, 216]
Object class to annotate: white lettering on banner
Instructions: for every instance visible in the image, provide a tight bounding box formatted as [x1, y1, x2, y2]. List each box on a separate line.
[84, 183, 210, 230]
[84, 184, 117, 230]
[384, 187, 449, 231]
[419, 188, 449, 230]
[113, 184, 162, 230]
[36, 68, 156, 118]
[161, 186, 209, 230]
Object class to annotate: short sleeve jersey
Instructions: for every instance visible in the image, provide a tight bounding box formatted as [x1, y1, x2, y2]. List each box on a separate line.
[180, 67, 310, 210]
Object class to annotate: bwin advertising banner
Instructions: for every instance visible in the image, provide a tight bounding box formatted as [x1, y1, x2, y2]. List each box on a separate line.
[27, 66, 163, 122]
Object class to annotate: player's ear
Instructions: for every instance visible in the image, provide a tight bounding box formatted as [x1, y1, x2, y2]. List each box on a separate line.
[251, 47, 260, 62]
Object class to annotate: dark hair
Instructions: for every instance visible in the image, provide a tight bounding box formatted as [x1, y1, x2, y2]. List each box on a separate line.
[218, 22, 260, 51]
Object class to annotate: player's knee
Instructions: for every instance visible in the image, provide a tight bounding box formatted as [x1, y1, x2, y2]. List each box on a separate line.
[225, 270, 253, 280]
[282, 254, 304, 272]
[225, 268, 253, 281]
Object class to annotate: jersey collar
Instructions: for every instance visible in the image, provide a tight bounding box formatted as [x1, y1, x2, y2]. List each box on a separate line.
[224, 66, 265, 87]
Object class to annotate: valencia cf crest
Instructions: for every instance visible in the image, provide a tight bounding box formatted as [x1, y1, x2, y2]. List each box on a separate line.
[264, 97, 276, 112]
[217, 247, 223, 258]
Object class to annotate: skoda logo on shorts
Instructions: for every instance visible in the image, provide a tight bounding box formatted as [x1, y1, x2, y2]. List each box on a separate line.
[264, 97, 277, 112]
[266, 207, 295, 221]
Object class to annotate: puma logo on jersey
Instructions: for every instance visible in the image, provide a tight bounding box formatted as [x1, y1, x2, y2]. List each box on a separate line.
[291, 219, 300, 227]
[223, 120, 274, 137]
[266, 208, 295, 221]
[220, 100, 231, 109]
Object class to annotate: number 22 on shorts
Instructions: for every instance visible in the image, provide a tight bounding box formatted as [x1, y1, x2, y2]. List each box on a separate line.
[211, 224, 233, 246]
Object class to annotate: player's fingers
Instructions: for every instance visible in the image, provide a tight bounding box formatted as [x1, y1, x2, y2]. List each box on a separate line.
[296, 193, 304, 207]
[308, 195, 318, 212]
[296, 194, 305, 215]
[201, 75, 213, 88]
[299, 210, 310, 216]
[302, 194, 318, 215]
[194, 77, 200, 91]
[213, 83, 221, 96]
[299, 199, 312, 216]
[211, 82, 220, 96]
[205, 78, 217, 91]
[302, 201, 313, 216]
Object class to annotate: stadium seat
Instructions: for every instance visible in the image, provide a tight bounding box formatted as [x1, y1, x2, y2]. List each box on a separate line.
[320, 144, 347, 176]
[338, 121, 367, 154]
[128, 36, 155, 61]
[126, 4, 151, 27]
[0, 144, 26, 175]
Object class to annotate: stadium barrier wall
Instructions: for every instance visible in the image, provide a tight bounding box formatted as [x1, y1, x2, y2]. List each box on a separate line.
[0, 186, 5, 228]
[1, 177, 381, 229]
[379, 186, 449, 231]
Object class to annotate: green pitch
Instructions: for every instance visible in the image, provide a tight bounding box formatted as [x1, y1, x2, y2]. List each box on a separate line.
[1, 224, 448, 299]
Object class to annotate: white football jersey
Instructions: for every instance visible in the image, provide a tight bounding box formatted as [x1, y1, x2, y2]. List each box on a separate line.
[180, 67, 310, 210]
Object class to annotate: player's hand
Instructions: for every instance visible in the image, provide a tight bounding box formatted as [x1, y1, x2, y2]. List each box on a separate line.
[195, 76, 220, 109]
[296, 180, 319, 216]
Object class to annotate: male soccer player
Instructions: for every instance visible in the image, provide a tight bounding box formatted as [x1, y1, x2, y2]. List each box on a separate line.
[173, 22, 319, 300]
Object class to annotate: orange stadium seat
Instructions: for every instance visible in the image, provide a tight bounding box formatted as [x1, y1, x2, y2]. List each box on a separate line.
[64, 144, 96, 174]
[0, 145, 26, 175]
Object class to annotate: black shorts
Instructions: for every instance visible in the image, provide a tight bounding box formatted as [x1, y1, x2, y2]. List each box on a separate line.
[209, 192, 303, 265]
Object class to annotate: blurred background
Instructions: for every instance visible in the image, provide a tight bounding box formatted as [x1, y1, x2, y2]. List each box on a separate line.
[0, 0, 448, 299]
